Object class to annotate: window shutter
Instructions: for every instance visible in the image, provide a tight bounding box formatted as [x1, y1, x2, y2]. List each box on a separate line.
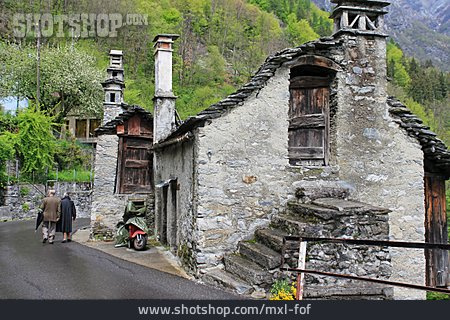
[289, 76, 330, 166]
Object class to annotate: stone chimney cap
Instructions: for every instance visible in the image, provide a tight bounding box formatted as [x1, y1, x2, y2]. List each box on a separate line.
[109, 49, 123, 56]
[331, 0, 390, 7]
[152, 34, 180, 42]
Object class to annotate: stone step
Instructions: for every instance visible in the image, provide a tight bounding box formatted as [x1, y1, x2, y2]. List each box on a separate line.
[312, 198, 390, 214]
[202, 268, 253, 295]
[293, 180, 354, 201]
[286, 201, 337, 221]
[286, 198, 390, 221]
[271, 214, 325, 237]
[239, 241, 282, 269]
[255, 228, 286, 252]
[224, 254, 272, 286]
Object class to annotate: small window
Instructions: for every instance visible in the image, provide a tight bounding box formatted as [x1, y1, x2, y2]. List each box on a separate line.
[75, 119, 87, 139]
[110, 92, 116, 102]
[89, 119, 101, 137]
[112, 71, 118, 77]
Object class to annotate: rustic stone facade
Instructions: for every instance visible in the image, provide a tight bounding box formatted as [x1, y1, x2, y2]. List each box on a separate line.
[334, 34, 426, 299]
[154, 140, 196, 271]
[153, 5, 438, 298]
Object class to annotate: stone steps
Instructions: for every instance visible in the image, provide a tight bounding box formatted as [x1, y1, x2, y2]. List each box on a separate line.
[312, 198, 390, 214]
[271, 214, 325, 236]
[292, 180, 354, 201]
[223, 254, 272, 286]
[238, 241, 282, 270]
[255, 228, 286, 252]
[204, 195, 391, 299]
[286, 201, 337, 221]
[201, 267, 253, 295]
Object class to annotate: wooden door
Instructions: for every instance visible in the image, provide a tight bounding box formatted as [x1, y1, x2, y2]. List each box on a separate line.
[118, 137, 153, 193]
[424, 175, 449, 287]
[289, 76, 330, 166]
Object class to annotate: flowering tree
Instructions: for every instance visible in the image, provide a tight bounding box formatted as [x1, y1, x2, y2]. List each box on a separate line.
[0, 42, 103, 121]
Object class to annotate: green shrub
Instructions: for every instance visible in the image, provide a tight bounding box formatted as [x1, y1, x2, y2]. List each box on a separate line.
[427, 292, 450, 300]
[19, 186, 30, 197]
[21, 203, 30, 212]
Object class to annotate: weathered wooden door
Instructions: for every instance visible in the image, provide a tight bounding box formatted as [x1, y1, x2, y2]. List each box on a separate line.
[289, 76, 330, 166]
[118, 137, 153, 193]
[424, 174, 449, 287]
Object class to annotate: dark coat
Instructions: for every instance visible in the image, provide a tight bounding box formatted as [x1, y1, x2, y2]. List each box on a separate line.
[56, 196, 76, 233]
[40, 196, 61, 222]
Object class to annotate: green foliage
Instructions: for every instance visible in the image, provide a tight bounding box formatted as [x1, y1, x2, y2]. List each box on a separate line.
[16, 107, 56, 178]
[387, 41, 411, 88]
[286, 14, 320, 46]
[0, 112, 19, 133]
[21, 203, 30, 212]
[0, 42, 103, 120]
[54, 133, 92, 171]
[269, 278, 297, 300]
[47, 169, 92, 183]
[250, 0, 333, 37]
[0, 131, 17, 187]
[387, 40, 450, 146]
[427, 292, 450, 300]
[19, 186, 30, 197]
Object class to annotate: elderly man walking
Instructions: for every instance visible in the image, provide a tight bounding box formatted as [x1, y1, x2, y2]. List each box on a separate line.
[40, 190, 61, 244]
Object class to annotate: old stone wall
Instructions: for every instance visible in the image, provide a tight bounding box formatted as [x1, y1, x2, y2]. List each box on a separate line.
[195, 66, 299, 271]
[91, 134, 154, 239]
[2, 182, 92, 220]
[276, 198, 392, 299]
[154, 140, 196, 272]
[334, 34, 426, 299]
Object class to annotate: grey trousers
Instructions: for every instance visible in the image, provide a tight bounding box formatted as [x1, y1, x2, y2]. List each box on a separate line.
[42, 221, 56, 241]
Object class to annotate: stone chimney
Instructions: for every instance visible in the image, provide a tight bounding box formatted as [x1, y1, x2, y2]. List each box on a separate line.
[153, 34, 179, 144]
[101, 49, 126, 124]
[330, 0, 390, 36]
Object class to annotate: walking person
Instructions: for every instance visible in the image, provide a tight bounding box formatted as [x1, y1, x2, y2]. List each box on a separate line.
[40, 190, 61, 244]
[56, 193, 76, 243]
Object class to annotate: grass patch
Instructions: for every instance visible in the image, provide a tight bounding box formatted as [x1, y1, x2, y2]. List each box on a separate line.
[48, 169, 92, 182]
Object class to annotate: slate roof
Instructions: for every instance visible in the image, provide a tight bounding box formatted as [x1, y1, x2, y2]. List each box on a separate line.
[388, 97, 450, 177]
[95, 104, 153, 136]
[164, 36, 342, 141]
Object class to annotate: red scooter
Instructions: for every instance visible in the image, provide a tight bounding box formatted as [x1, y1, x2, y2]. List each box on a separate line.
[115, 216, 148, 251]
[127, 217, 148, 251]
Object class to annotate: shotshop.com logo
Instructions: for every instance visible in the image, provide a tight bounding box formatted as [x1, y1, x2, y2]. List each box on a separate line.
[11, 13, 148, 38]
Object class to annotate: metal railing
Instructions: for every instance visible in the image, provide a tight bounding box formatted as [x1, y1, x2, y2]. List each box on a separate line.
[280, 236, 450, 300]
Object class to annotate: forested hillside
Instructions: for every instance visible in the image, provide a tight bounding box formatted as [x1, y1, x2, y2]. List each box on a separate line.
[0, 0, 448, 143]
[0, 0, 334, 118]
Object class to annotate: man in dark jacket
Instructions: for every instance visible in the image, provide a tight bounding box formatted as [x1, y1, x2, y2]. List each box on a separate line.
[56, 193, 76, 243]
[40, 190, 61, 244]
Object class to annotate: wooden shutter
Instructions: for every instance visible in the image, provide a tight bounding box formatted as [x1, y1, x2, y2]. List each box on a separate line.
[425, 175, 449, 287]
[288, 76, 330, 166]
[118, 137, 153, 193]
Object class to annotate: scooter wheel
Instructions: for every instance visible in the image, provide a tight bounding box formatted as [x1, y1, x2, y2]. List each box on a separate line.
[133, 234, 147, 251]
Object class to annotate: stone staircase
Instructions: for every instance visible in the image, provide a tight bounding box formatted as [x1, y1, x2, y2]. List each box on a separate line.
[202, 180, 393, 299]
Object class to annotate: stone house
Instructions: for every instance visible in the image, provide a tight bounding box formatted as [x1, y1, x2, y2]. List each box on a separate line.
[90, 50, 154, 238]
[91, 0, 449, 299]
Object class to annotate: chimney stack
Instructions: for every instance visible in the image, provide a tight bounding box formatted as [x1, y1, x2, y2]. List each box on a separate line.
[153, 34, 179, 143]
[101, 49, 126, 124]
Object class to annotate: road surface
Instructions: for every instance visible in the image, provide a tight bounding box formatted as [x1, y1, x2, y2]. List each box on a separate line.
[0, 218, 239, 299]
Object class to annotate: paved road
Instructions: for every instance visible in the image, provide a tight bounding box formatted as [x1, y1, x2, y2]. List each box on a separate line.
[0, 219, 239, 299]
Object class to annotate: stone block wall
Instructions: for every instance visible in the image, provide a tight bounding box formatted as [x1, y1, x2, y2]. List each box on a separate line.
[154, 140, 196, 272]
[195, 67, 298, 271]
[2, 182, 92, 220]
[334, 34, 426, 299]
